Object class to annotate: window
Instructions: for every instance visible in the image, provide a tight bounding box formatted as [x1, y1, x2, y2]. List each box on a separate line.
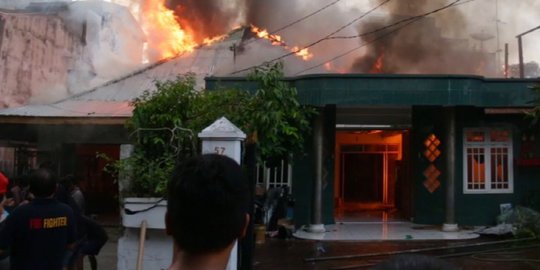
[463, 128, 513, 194]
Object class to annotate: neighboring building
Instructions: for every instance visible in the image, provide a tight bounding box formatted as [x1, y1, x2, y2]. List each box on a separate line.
[0, 1, 145, 109]
[206, 75, 540, 226]
[0, 8, 83, 108]
[0, 26, 313, 269]
[0, 26, 305, 215]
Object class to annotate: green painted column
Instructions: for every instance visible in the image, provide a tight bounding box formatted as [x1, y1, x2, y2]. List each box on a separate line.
[308, 110, 325, 233]
[443, 107, 459, 231]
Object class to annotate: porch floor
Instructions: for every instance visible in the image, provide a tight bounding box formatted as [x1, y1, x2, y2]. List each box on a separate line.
[294, 209, 480, 241]
[293, 221, 480, 241]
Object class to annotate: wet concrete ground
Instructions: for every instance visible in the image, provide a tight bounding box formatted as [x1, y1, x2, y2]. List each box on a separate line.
[88, 225, 540, 270]
[253, 237, 540, 270]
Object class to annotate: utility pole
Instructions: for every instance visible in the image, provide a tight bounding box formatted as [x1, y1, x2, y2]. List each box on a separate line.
[504, 43, 509, 78]
[516, 25, 540, 78]
[495, 0, 501, 71]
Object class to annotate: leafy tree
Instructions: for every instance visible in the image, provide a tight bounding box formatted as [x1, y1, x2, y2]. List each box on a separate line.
[103, 63, 315, 197]
[246, 62, 316, 164]
[529, 84, 540, 126]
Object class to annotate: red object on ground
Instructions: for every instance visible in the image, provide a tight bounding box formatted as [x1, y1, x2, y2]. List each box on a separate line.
[0, 172, 8, 194]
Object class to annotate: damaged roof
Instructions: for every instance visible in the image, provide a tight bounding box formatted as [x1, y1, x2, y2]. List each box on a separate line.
[0, 26, 302, 124]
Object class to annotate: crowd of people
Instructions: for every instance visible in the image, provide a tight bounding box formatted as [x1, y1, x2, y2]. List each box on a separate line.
[0, 166, 107, 270]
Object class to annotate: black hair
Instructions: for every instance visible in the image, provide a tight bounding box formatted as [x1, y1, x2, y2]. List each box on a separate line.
[60, 174, 77, 188]
[29, 168, 58, 198]
[167, 154, 249, 255]
[373, 254, 459, 270]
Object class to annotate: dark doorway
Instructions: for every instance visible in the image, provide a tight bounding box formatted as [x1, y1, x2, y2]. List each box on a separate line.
[75, 144, 119, 220]
[343, 153, 383, 203]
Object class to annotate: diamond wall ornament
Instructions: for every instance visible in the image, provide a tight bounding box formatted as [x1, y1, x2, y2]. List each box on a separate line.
[423, 134, 441, 162]
[423, 164, 441, 193]
[422, 134, 442, 193]
[423, 177, 441, 193]
[423, 164, 441, 179]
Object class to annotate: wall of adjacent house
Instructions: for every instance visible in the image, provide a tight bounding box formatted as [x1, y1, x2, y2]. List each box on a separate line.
[412, 106, 540, 226]
[0, 2, 145, 109]
[0, 11, 82, 108]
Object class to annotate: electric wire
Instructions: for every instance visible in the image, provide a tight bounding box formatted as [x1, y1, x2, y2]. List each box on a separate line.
[294, 0, 472, 75]
[242, 0, 343, 47]
[269, 0, 344, 35]
[231, 0, 392, 75]
[294, 15, 422, 75]
[327, 0, 472, 40]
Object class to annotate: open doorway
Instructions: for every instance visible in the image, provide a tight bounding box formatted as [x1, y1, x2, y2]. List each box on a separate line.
[335, 130, 410, 222]
[74, 144, 120, 224]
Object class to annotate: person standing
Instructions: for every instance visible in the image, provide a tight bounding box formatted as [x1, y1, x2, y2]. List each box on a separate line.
[61, 175, 85, 215]
[166, 154, 250, 270]
[0, 168, 77, 270]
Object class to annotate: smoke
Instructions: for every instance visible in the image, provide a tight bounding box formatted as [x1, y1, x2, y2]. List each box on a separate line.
[166, 0, 244, 43]
[160, 0, 540, 77]
[349, 0, 493, 75]
[168, 0, 537, 77]
[348, 0, 539, 76]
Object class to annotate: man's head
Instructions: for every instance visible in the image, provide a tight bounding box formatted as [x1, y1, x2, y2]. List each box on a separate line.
[29, 168, 58, 198]
[60, 174, 77, 189]
[166, 154, 249, 255]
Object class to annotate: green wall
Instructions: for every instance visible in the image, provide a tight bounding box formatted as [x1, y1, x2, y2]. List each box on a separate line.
[205, 75, 540, 226]
[411, 106, 446, 224]
[412, 107, 540, 226]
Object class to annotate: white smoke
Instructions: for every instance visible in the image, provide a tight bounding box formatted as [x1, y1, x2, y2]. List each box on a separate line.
[0, 0, 146, 108]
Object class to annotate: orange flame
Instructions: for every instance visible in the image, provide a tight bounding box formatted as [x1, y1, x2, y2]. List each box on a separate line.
[141, 1, 198, 59]
[251, 25, 284, 45]
[291, 46, 314, 61]
[324, 62, 347, 73]
[370, 52, 384, 73]
[250, 25, 313, 61]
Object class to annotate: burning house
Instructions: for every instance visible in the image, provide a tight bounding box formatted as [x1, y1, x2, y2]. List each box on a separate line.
[0, 20, 317, 219]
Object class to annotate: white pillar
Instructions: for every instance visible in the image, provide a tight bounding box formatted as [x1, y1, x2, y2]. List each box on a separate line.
[198, 117, 246, 270]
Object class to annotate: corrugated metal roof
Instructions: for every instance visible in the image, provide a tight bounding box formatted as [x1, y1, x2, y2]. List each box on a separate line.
[0, 100, 132, 117]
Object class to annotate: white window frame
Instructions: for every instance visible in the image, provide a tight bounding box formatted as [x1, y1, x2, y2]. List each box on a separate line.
[462, 128, 514, 194]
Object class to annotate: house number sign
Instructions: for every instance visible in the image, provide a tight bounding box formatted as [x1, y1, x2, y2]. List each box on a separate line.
[214, 146, 226, 155]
